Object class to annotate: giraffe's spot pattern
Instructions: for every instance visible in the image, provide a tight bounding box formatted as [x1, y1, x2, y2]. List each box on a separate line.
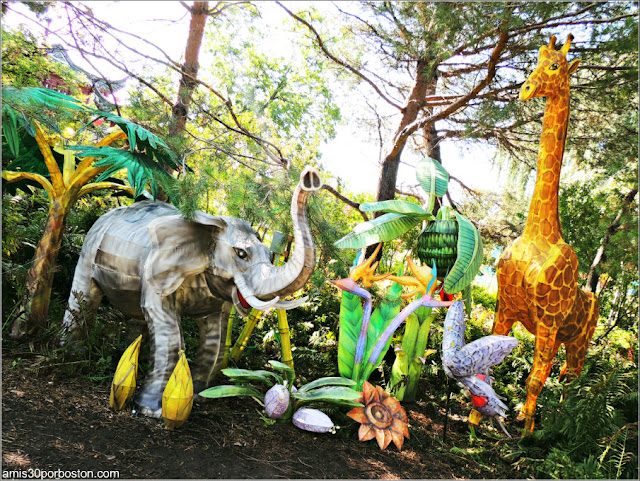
[543, 132, 556, 152]
[540, 219, 552, 236]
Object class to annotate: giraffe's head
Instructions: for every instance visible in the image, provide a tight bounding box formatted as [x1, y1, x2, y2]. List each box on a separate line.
[520, 34, 581, 101]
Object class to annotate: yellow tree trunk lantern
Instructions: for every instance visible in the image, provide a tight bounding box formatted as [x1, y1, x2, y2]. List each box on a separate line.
[2, 87, 180, 337]
[3, 123, 131, 335]
[493, 35, 599, 434]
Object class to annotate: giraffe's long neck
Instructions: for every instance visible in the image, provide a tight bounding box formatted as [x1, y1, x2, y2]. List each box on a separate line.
[523, 91, 570, 244]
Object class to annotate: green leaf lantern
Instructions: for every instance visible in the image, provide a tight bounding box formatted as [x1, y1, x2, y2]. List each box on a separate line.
[416, 155, 450, 199]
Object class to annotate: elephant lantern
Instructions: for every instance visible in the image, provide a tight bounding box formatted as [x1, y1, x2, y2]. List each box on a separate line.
[62, 167, 323, 417]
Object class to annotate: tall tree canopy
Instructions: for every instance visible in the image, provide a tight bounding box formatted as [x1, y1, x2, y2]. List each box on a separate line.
[280, 2, 636, 203]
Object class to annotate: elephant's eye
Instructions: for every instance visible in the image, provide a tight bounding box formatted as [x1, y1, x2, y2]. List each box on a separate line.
[549, 63, 559, 71]
[234, 247, 248, 260]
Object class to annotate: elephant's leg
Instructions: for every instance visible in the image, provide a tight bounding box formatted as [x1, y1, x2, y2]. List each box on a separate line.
[192, 302, 231, 395]
[522, 323, 560, 433]
[136, 292, 183, 418]
[61, 276, 103, 345]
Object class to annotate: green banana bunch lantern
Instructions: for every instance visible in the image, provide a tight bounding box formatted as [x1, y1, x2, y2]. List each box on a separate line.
[334, 157, 483, 295]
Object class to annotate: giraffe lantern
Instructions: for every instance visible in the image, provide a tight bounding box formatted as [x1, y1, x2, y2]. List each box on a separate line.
[493, 34, 599, 434]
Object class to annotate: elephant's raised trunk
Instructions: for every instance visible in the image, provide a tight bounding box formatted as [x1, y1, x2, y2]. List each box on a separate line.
[241, 166, 322, 303]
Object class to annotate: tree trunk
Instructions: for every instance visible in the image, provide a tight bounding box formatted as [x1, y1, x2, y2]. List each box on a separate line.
[422, 119, 443, 216]
[606, 284, 624, 327]
[169, 1, 209, 137]
[11, 199, 69, 337]
[375, 58, 433, 205]
[376, 151, 404, 205]
[585, 188, 637, 292]
[366, 59, 434, 261]
[423, 122, 441, 163]
[595, 279, 628, 344]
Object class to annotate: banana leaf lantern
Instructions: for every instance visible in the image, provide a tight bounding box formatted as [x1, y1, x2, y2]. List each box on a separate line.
[334, 157, 483, 294]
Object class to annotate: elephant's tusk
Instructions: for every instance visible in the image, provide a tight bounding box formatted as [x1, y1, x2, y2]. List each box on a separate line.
[234, 274, 280, 311]
[273, 296, 308, 310]
[244, 294, 280, 311]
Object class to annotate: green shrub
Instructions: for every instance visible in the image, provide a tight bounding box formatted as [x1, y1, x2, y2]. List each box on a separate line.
[471, 283, 497, 311]
[506, 352, 638, 479]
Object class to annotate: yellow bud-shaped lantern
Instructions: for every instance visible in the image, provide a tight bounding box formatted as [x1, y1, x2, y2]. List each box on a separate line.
[468, 408, 482, 426]
[109, 335, 143, 411]
[162, 350, 193, 430]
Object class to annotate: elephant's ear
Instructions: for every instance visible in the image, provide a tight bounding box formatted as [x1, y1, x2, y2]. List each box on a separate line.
[144, 214, 227, 297]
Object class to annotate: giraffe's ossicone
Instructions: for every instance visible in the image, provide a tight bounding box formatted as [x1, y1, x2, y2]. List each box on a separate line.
[493, 34, 599, 435]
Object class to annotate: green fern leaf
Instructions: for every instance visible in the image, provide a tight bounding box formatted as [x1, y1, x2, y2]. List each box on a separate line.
[126, 123, 137, 153]
[443, 212, 483, 293]
[2, 86, 87, 114]
[83, 110, 179, 170]
[2, 108, 20, 157]
[334, 213, 423, 249]
[337, 291, 364, 379]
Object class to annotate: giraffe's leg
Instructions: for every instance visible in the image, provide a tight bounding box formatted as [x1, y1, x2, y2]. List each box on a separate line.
[492, 295, 516, 336]
[542, 340, 562, 381]
[192, 302, 231, 396]
[522, 323, 559, 434]
[494, 255, 524, 336]
[560, 289, 599, 382]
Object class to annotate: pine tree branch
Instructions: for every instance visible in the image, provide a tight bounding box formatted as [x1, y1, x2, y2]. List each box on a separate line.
[449, 174, 481, 197]
[585, 187, 638, 292]
[391, 30, 509, 158]
[321, 184, 369, 221]
[395, 187, 425, 204]
[57, 3, 289, 167]
[208, 114, 287, 168]
[206, 1, 253, 16]
[276, 1, 403, 111]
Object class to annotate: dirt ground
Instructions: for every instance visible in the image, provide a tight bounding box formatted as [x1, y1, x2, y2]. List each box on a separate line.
[2, 353, 518, 479]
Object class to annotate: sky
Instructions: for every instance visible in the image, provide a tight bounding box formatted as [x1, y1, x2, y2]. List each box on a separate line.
[4, 1, 507, 198]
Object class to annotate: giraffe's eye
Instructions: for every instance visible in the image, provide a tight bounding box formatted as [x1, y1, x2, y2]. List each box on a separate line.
[549, 63, 559, 71]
